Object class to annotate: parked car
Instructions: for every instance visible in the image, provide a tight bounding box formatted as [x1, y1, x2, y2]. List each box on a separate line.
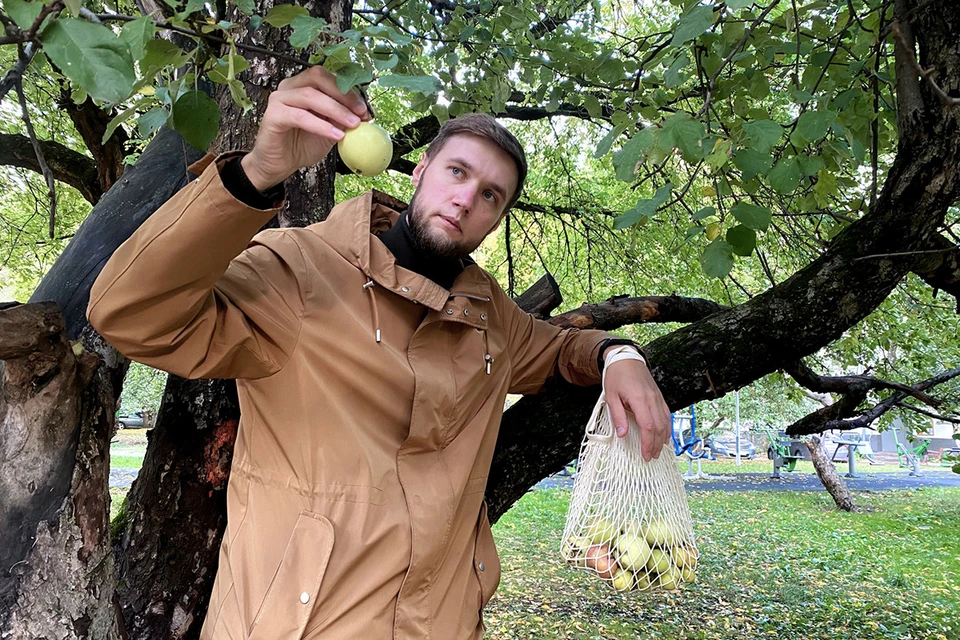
[704, 430, 756, 459]
[117, 411, 145, 429]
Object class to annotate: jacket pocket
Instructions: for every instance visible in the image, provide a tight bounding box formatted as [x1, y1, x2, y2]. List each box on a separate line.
[473, 501, 501, 612]
[247, 511, 335, 640]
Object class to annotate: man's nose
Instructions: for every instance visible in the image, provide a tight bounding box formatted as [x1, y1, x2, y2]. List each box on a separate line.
[452, 183, 478, 212]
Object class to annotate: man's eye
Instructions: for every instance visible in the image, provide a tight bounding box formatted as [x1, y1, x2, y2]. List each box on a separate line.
[451, 167, 462, 176]
[484, 190, 496, 201]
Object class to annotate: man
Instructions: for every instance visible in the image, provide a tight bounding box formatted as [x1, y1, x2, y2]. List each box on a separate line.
[87, 66, 670, 639]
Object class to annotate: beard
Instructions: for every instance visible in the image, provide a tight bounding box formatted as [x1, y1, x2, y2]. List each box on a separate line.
[406, 188, 474, 260]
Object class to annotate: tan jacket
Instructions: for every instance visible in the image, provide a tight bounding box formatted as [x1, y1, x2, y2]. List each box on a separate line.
[87, 154, 611, 639]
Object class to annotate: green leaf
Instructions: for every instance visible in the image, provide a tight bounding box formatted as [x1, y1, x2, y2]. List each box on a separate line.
[173, 91, 220, 151]
[725, 0, 754, 8]
[726, 225, 757, 256]
[798, 154, 824, 177]
[40, 18, 136, 104]
[682, 225, 705, 244]
[794, 110, 833, 144]
[377, 74, 442, 95]
[120, 16, 156, 63]
[693, 206, 716, 221]
[6, 0, 43, 30]
[373, 53, 399, 71]
[671, 5, 715, 47]
[742, 119, 782, 152]
[767, 157, 803, 194]
[614, 183, 673, 229]
[730, 202, 771, 231]
[612, 130, 654, 182]
[102, 97, 150, 144]
[594, 124, 627, 159]
[64, 0, 82, 17]
[701, 238, 735, 278]
[705, 138, 732, 168]
[289, 14, 328, 49]
[813, 169, 838, 207]
[137, 107, 168, 138]
[263, 4, 310, 27]
[208, 54, 250, 84]
[234, 0, 255, 15]
[733, 148, 773, 180]
[142, 39, 186, 70]
[665, 54, 689, 88]
[228, 80, 254, 115]
[333, 63, 374, 94]
[664, 112, 706, 163]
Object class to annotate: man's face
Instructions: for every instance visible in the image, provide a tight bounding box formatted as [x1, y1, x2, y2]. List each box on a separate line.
[407, 134, 519, 260]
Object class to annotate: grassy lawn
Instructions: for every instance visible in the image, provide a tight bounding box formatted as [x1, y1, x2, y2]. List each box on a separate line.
[487, 487, 959, 640]
[105, 431, 957, 638]
[677, 457, 918, 475]
[110, 428, 147, 470]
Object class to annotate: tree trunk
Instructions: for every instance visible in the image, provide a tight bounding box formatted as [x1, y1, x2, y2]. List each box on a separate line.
[0, 302, 122, 638]
[807, 436, 858, 512]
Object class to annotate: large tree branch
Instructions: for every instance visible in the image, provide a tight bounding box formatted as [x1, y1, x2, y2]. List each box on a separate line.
[911, 233, 960, 311]
[388, 97, 618, 162]
[550, 294, 726, 330]
[56, 93, 128, 196]
[786, 367, 960, 436]
[0, 133, 101, 204]
[784, 359, 942, 407]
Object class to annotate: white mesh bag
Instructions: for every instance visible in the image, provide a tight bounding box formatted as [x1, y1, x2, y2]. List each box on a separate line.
[561, 392, 698, 592]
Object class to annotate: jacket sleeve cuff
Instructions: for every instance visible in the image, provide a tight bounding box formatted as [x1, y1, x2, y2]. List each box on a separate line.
[596, 338, 647, 374]
[188, 151, 287, 211]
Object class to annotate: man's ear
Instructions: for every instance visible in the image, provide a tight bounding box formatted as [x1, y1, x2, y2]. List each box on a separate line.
[412, 153, 430, 187]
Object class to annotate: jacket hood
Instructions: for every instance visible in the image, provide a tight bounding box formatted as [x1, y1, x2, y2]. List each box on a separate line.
[314, 190, 493, 314]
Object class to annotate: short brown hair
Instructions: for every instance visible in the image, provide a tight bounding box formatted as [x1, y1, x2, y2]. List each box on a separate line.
[425, 114, 527, 210]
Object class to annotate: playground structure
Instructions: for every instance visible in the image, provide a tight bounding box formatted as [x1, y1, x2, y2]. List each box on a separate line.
[670, 407, 711, 480]
[890, 422, 930, 477]
[754, 425, 809, 478]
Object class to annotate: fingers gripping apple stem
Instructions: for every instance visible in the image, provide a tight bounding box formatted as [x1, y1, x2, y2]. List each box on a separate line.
[240, 66, 371, 191]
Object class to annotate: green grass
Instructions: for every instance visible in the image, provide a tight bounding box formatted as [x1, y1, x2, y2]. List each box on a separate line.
[110, 454, 144, 469]
[678, 458, 909, 475]
[487, 487, 960, 640]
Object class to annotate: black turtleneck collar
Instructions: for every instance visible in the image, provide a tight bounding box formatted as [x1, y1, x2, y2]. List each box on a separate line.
[377, 210, 465, 290]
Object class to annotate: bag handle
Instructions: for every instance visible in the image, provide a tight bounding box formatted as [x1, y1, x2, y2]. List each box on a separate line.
[584, 393, 615, 444]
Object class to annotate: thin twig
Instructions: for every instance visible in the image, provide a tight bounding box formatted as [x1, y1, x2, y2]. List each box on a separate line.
[895, 401, 960, 424]
[697, 0, 780, 117]
[92, 13, 315, 69]
[851, 247, 958, 261]
[15, 78, 56, 238]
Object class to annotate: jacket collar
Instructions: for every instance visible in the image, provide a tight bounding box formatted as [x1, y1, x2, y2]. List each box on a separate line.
[318, 191, 493, 314]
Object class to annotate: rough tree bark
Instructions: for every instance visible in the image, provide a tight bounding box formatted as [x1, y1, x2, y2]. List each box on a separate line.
[5, 2, 959, 637]
[57, 95, 129, 196]
[806, 436, 858, 512]
[0, 133, 102, 204]
[15, 127, 204, 639]
[0, 302, 122, 638]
